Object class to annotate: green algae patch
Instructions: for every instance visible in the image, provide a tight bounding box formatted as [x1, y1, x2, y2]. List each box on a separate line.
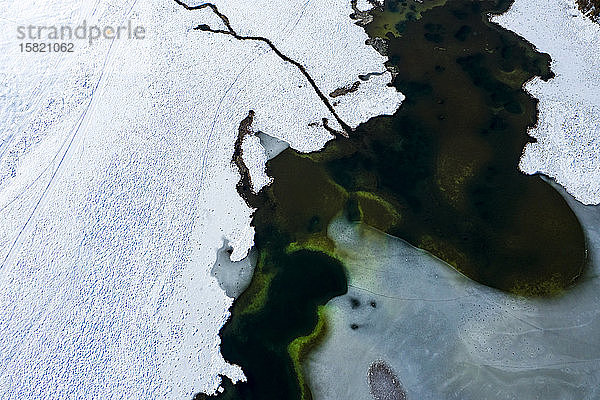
[199, 249, 347, 400]
[436, 154, 477, 210]
[288, 306, 329, 400]
[367, 0, 448, 38]
[355, 191, 401, 231]
[418, 234, 469, 276]
[234, 251, 276, 316]
[287, 233, 336, 257]
[265, 150, 348, 243]
[510, 273, 572, 298]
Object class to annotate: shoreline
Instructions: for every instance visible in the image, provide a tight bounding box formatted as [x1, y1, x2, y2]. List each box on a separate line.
[492, 0, 600, 205]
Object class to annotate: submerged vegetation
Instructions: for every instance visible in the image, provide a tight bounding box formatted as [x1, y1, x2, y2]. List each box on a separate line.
[197, 0, 587, 399]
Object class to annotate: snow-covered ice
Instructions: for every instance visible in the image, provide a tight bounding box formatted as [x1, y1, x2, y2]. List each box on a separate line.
[491, 0, 600, 205]
[0, 0, 401, 398]
[191, 0, 402, 129]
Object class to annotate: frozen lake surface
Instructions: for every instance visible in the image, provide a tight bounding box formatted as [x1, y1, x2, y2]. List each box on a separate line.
[306, 185, 600, 400]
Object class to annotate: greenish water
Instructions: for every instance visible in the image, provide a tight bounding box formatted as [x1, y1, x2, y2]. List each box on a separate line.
[196, 0, 587, 399]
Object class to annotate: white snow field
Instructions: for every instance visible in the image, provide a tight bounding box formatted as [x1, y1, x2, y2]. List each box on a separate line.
[491, 0, 600, 205]
[306, 186, 600, 400]
[0, 0, 402, 398]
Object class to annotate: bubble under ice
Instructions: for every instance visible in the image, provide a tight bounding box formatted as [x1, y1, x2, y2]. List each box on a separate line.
[306, 191, 600, 400]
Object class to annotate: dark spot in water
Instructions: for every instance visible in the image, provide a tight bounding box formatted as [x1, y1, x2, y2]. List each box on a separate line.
[424, 23, 445, 43]
[370, 301, 377, 308]
[454, 25, 472, 41]
[307, 215, 322, 233]
[351, 323, 359, 330]
[350, 297, 361, 309]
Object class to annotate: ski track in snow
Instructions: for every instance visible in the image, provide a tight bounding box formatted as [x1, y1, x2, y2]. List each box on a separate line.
[0, 0, 402, 398]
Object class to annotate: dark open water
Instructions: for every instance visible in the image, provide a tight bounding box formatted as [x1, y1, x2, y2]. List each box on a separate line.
[196, 1, 587, 399]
